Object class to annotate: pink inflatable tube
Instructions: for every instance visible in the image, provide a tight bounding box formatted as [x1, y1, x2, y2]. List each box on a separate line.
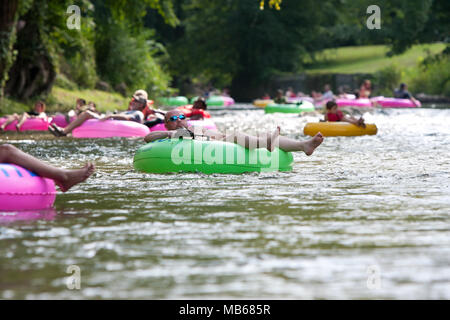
[223, 97, 235, 106]
[0, 117, 52, 131]
[72, 119, 150, 138]
[336, 98, 372, 107]
[371, 96, 421, 108]
[0, 164, 56, 211]
[50, 114, 76, 128]
[149, 119, 218, 132]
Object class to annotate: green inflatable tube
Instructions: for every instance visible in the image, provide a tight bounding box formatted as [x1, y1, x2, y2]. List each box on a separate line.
[265, 101, 315, 114]
[205, 96, 226, 106]
[134, 138, 294, 174]
[190, 96, 234, 106]
[159, 96, 189, 106]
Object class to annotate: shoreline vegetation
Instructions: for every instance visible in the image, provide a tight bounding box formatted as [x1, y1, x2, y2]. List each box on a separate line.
[1, 43, 448, 115]
[304, 43, 446, 74]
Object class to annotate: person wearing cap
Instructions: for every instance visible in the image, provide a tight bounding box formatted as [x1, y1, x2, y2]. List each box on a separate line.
[48, 89, 148, 137]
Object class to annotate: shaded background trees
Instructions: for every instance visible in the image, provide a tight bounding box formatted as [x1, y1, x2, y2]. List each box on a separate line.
[0, 0, 448, 105]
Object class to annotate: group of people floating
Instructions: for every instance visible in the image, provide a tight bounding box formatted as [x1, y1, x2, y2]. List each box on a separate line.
[269, 80, 419, 108]
[0, 89, 324, 193]
[263, 80, 420, 129]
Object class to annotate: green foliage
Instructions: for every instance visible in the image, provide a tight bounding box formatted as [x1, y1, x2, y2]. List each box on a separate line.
[46, 0, 98, 88]
[54, 74, 78, 90]
[48, 86, 129, 112]
[96, 24, 172, 97]
[322, 0, 437, 55]
[372, 65, 402, 96]
[304, 44, 446, 74]
[104, 0, 178, 29]
[0, 97, 30, 116]
[0, 0, 34, 99]
[93, 0, 177, 96]
[2, 0, 449, 103]
[1, 85, 130, 115]
[409, 52, 450, 96]
[169, 0, 341, 91]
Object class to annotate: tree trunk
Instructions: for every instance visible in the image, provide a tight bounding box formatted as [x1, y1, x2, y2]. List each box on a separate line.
[5, 0, 55, 100]
[0, 0, 20, 101]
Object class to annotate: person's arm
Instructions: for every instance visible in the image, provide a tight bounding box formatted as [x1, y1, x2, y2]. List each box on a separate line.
[341, 116, 358, 125]
[102, 114, 132, 121]
[342, 115, 365, 127]
[406, 92, 419, 107]
[322, 113, 329, 122]
[144, 131, 174, 143]
[189, 114, 204, 120]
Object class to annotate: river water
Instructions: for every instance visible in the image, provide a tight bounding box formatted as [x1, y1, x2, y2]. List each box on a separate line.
[0, 106, 449, 299]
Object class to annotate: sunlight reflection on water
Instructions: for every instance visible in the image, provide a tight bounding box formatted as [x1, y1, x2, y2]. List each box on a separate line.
[0, 106, 449, 299]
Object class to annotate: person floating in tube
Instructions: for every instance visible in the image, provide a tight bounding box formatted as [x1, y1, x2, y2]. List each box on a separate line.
[144, 109, 324, 156]
[176, 97, 211, 121]
[1, 101, 47, 132]
[48, 89, 149, 137]
[322, 100, 366, 128]
[394, 83, 420, 107]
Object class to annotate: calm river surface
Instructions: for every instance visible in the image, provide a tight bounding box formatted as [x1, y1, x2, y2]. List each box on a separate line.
[1, 106, 449, 299]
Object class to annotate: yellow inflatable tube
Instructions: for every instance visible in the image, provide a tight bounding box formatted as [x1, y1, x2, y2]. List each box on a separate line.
[253, 99, 274, 108]
[304, 122, 378, 137]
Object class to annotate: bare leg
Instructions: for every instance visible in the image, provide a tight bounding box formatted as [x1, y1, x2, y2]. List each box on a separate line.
[229, 127, 280, 152]
[278, 132, 324, 155]
[1, 114, 19, 131]
[192, 126, 323, 155]
[59, 110, 99, 134]
[201, 127, 280, 152]
[16, 113, 29, 130]
[199, 127, 323, 154]
[0, 144, 95, 192]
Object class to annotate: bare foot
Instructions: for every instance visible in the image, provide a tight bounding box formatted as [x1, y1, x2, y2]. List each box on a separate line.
[15, 124, 21, 131]
[55, 162, 95, 192]
[267, 126, 281, 152]
[51, 124, 67, 137]
[303, 132, 324, 156]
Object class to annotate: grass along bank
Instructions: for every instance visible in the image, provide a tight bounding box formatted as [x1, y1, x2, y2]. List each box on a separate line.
[0, 86, 129, 116]
[304, 43, 446, 74]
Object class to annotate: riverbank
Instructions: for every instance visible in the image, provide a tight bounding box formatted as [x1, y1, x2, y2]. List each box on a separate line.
[0, 86, 130, 116]
[304, 43, 446, 74]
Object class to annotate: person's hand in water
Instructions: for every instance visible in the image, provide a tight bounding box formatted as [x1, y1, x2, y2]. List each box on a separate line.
[357, 117, 366, 128]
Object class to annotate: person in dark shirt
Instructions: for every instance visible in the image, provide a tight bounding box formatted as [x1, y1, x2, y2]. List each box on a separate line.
[274, 89, 287, 104]
[394, 83, 420, 106]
